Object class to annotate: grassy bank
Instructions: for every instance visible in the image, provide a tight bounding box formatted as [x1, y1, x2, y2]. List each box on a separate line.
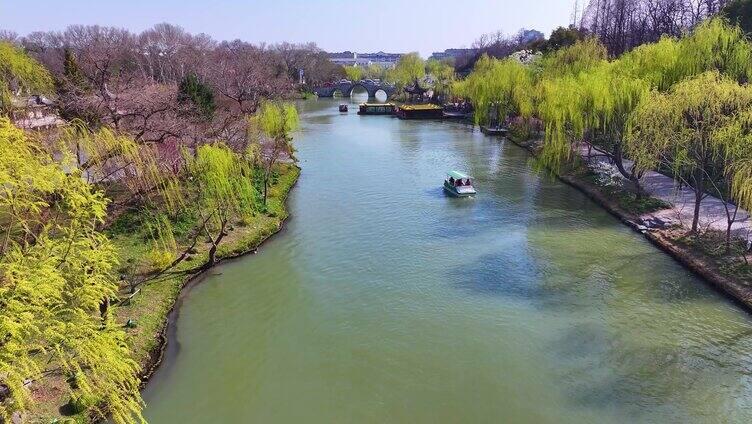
[29, 164, 300, 422]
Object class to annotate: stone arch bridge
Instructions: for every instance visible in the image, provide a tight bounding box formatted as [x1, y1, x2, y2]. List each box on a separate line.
[312, 80, 397, 99]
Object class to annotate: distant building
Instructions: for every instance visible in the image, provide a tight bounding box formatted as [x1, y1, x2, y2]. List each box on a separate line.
[429, 48, 477, 61]
[328, 51, 403, 69]
[516, 29, 545, 45]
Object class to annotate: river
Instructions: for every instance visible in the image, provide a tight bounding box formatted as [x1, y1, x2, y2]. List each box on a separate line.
[142, 97, 752, 423]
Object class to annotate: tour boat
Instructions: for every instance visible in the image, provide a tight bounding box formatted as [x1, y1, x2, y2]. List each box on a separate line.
[339, 104, 348, 112]
[444, 171, 477, 197]
[396, 103, 444, 120]
[358, 103, 396, 115]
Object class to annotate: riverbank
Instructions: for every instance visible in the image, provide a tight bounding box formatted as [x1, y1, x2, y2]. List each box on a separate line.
[28, 164, 300, 422]
[504, 134, 752, 311]
[130, 164, 301, 383]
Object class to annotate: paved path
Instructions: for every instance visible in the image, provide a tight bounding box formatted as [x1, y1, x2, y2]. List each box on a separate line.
[576, 143, 752, 241]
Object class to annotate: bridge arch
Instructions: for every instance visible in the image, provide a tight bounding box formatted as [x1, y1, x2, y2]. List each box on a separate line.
[312, 80, 395, 99]
[374, 89, 388, 102]
[348, 83, 370, 98]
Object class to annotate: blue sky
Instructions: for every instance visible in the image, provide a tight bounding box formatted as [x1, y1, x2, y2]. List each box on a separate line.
[2, 0, 576, 57]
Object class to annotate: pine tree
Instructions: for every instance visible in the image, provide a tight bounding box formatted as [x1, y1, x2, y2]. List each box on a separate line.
[178, 73, 216, 119]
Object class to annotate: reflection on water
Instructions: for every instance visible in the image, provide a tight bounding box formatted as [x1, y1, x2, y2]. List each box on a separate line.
[143, 98, 752, 423]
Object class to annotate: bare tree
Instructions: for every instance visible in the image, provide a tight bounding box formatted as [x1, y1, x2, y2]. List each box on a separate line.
[581, 0, 731, 54]
[205, 41, 291, 114]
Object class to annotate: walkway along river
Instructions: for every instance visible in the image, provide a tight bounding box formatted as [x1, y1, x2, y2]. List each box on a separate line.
[142, 98, 752, 423]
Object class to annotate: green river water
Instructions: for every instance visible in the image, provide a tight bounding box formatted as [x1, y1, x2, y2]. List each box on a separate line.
[142, 97, 752, 423]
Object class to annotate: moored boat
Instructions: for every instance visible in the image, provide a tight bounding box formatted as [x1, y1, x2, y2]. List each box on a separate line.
[358, 103, 395, 115]
[339, 104, 348, 112]
[396, 104, 444, 120]
[480, 125, 508, 136]
[443, 170, 476, 197]
[442, 110, 473, 120]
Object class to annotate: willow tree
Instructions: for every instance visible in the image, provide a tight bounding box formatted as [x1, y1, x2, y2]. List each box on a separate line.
[0, 118, 143, 423]
[452, 55, 534, 127]
[0, 42, 54, 114]
[58, 121, 184, 214]
[425, 58, 455, 101]
[187, 143, 258, 268]
[343, 65, 363, 82]
[628, 71, 752, 234]
[248, 101, 299, 205]
[615, 36, 681, 91]
[364, 63, 386, 80]
[536, 37, 608, 79]
[581, 63, 649, 189]
[535, 38, 651, 192]
[535, 74, 590, 170]
[533, 39, 608, 171]
[387, 53, 425, 89]
[675, 18, 752, 84]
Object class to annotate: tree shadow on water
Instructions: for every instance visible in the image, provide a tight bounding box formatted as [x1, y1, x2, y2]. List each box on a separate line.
[449, 250, 543, 300]
[545, 320, 746, 422]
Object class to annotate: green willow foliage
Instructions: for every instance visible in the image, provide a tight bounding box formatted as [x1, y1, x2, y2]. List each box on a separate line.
[0, 42, 54, 113]
[387, 53, 426, 88]
[249, 101, 299, 204]
[614, 37, 681, 91]
[0, 118, 143, 423]
[457, 18, 752, 184]
[629, 71, 752, 227]
[425, 58, 456, 97]
[60, 121, 184, 214]
[188, 142, 258, 227]
[343, 65, 363, 82]
[675, 18, 752, 84]
[536, 37, 608, 79]
[254, 101, 299, 140]
[453, 55, 534, 126]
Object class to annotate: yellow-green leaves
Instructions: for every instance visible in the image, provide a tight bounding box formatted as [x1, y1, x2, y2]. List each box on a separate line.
[60, 121, 184, 215]
[676, 18, 752, 84]
[452, 55, 534, 125]
[426, 58, 456, 96]
[0, 118, 144, 423]
[387, 53, 425, 88]
[253, 101, 299, 140]
[616, 36, 681, 91]
[0, 42, 54, 114]
[343, 66, 363, 82]
[188, 143, 258, 225]
[537, 37, 608, 79]
[628, 71, 752, 208]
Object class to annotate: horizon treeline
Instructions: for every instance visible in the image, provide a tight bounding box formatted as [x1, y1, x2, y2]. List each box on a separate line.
[457, 0, 745, 70]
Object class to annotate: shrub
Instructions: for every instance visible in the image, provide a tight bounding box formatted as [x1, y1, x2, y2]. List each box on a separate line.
[147, 249, 174, 271]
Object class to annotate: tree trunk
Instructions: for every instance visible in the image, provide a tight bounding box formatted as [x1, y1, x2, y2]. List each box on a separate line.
[612, 143, 643, 197]
[725, 204, 740, 254]
[205, 219, 228, 269]
[263, 177, 269, 205]
[726, 219, 734, 253]
[691, 172, 704, 233]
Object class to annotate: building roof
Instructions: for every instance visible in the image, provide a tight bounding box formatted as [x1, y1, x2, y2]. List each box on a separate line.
[399, 104, 441, 110]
